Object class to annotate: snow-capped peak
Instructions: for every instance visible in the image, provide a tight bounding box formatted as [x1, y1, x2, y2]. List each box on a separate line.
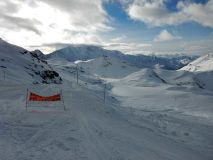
[180, 53, 213, 72]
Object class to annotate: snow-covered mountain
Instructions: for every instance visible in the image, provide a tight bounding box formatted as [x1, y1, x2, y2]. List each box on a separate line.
[44, 44, 213, 93]
[46, 45, 196, 70]
[75, 56, 139, 78]
[104, 53, 213, 91]
[46, 45, 117, 61]
[113, 68, 205, 89]
[181, 53, 213, 72]
[179, 53, 213, 90]
[113, 69, 167, 87]
[0, 38, 62, 84]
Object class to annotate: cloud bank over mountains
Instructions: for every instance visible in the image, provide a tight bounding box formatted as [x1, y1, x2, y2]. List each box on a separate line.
[0, 0, 212, 55]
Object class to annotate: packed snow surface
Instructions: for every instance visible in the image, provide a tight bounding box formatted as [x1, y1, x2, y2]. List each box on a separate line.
[1, 81, 213, 160]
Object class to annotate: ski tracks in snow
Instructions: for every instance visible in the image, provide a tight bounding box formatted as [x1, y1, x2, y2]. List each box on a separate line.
[0, 85, 213, 160]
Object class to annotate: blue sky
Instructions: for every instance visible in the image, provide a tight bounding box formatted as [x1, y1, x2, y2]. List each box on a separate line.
[101, 0, 213, 55]
[104, 0, 211, 41]
[0, 0, 213, 55]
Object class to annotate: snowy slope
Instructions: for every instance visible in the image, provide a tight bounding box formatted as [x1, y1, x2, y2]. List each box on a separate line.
[181, 53, 213, 72]
[46, 45, 196, 70]
[75, 56, 140, 78]
[180, 53, 213, 90]
[114, 68, 206, 89]
[115, 68, 167, 87]
[0, 38, 62, 84]
[109, 68, 213, 136]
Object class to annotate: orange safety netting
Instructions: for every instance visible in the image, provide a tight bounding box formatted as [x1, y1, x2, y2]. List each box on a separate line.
[29, 92, 61, 101]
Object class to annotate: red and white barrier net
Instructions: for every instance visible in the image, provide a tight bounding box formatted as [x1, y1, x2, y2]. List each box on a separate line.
[26, 85, 65, 112]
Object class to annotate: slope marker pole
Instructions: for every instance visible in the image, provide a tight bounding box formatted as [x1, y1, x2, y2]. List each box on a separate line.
[26, 88, 29, 111]
[60, 89, 66, 111]
[3, 69, 5, 80]
[104, 84, 106, 103]
[76, 64, 79, 84]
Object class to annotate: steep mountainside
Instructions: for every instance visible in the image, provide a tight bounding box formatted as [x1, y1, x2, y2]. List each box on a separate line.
[181, 53, 213, 72]
[0, 38, 62, 84]
[180, 53, 213, 90]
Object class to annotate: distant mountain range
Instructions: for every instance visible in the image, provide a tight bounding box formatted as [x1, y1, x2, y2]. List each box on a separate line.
[46, 45, 197, 70]
[45, 43, 213, 91]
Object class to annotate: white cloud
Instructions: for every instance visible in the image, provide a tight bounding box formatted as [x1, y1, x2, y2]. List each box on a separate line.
[178, 0, 213, 28]
[28, 33, 103, 53]
[154, 30, 181, 42]
[0, 0, 112, 53]
[111, 35, 127, 42]
[127, 0, 186, 26]
[39, 0, 112, 32]
[104, 41, 152, 55]
[127, 0, 213, 28]
[103, 34, 213, 56]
